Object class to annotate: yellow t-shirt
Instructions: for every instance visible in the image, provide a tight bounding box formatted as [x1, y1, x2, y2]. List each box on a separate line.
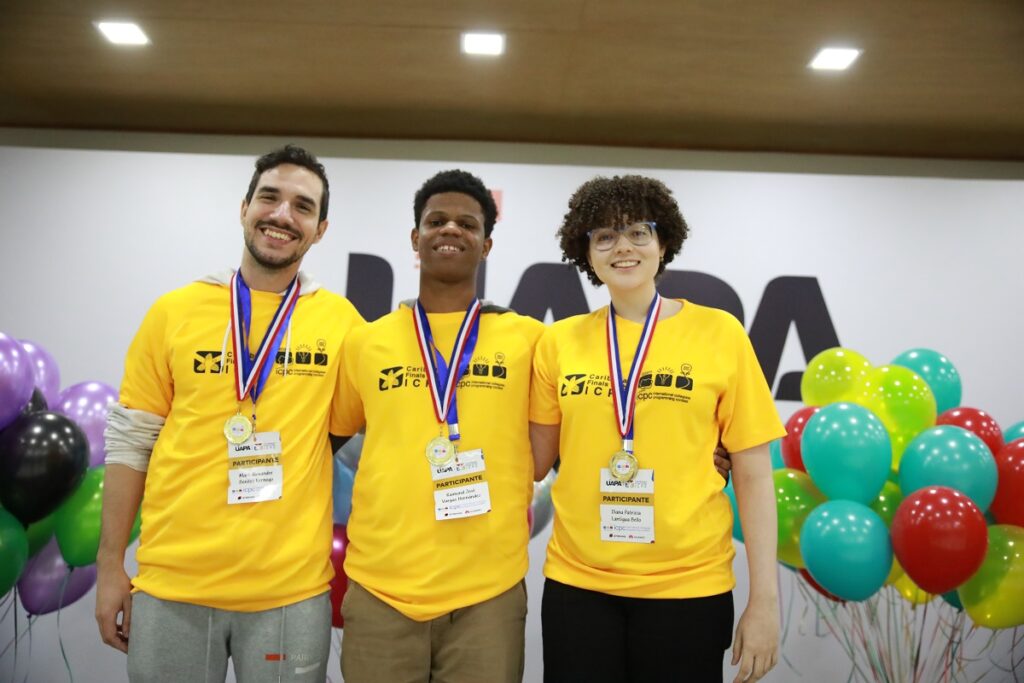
[120, 280, 364, 611]
[530, 300, 785, 598]
[335, 304, 544, 621]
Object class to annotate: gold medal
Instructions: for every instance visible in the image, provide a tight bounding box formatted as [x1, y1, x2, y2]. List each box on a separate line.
[426, 436, 456, 466]
[609, 450, 639, 482]
[224, 413, 254, 445]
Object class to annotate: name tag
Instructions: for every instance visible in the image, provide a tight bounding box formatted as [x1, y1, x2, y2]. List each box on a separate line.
[599, 468, 655, 543]
[432, 449, 491, 520]
[227, 431, 283, 504]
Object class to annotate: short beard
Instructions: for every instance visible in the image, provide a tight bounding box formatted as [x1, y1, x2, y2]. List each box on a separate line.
[244, 232, 303, 271]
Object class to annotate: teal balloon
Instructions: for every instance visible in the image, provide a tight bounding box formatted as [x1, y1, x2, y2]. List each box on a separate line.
[891, 348, 962, 414]
[899, 426, 998, 511]
[800, 500, 892, 601]
[941, 590, 963, 610]
[332, 457, 355, 525]
[802, 403, 891, 504]
[1003, 421, 1024, 445]
[769, 439, 784, 470]
[725, 478, 743, 542]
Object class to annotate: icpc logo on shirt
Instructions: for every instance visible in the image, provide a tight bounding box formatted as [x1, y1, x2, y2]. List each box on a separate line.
[560, 363, 696, 403]
[193, 351, 223, 373]
[376, 352, 510, 393]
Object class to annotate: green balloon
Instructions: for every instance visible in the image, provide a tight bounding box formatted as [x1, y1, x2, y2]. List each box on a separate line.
[801, 347, 872, 407]
[849, 365, 937, 455]
[869, 480, 903, 528]
[0, 508, 29, 595]
[55, 466, 106, 568]
[774, 468, 826, 568]
[131, 508, 142, 544]
[25, 513, 56, 557]
[958, 525, 1024, 629]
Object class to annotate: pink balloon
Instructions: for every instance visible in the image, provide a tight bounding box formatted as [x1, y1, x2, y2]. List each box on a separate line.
[18, 339, 61, 409]
[55, 381, 118, 467]
[17, 537, 97, 615]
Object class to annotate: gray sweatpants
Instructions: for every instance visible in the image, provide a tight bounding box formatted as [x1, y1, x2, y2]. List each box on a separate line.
[127, 591, 331, 683]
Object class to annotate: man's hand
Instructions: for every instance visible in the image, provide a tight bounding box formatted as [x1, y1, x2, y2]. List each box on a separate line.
[95, 563, 133, 653]
[730, 598, 779, 682]
[714, 445, 732, 482]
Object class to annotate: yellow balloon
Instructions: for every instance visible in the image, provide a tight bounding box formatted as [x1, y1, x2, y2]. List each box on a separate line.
[892, 571, 934, 605]
[801, 347, 872, 406]
[958, 524, 1024, 629]
[848, 365, 936, 451]
[885, 557, 905, 586]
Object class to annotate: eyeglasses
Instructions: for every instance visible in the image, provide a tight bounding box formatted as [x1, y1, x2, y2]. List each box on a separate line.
[587, 221, 657, 251]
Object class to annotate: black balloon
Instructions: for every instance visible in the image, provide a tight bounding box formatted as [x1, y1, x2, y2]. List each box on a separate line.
[0, 411, 89, 525]
[20, 388, 49, 416]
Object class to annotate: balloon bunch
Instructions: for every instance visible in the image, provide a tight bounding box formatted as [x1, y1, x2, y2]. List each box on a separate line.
[0, 332, 130, 619]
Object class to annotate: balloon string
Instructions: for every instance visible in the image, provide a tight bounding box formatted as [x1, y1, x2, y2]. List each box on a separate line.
[56, 570, 74, 683]
[21, 616, 33, 683]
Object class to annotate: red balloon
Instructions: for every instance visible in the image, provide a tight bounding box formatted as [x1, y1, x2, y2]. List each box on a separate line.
[782, 406, 819, 472]
[990, 439, 1024, 526]
[891, 486, 987, 595]
[937, 407, 1003, 455]
[329, 524, 349, 628]
[799, 568, 845, 603]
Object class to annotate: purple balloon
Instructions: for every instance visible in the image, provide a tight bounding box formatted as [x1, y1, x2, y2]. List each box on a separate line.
[55, 381, 119, 467]
[17, 537, 97, 616]
[19, 339, 61, 408]
[0, 331, 35, 430]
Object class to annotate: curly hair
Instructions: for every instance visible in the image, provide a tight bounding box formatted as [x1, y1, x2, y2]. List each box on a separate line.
[413, 169, 499, 237]
[557, 175, 689, 286]
[245, 145, 330, 222]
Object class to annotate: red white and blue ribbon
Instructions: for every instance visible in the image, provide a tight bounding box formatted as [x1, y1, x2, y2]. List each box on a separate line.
[412, 299, 481, 441]
[607, 294, 662, 452]
[229, 270, 301, 404]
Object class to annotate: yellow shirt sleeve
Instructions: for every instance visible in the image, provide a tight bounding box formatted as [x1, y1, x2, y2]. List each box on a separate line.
[717, 314, 784, 453]
[120, 295, 175, 417]
[331, 320, 367, 437]
[529, 326, 562, 425]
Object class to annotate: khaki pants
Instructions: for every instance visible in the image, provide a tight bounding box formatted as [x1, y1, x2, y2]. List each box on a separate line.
[340, 581, 526, 683]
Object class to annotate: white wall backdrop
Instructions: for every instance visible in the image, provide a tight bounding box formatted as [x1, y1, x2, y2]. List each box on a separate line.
[1, 131, 1022, 682]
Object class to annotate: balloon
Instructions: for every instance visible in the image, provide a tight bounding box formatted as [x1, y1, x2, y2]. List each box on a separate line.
[870, 480, 903, 528]
[936, 407, 1003, 456]
[0, 507, 29, 596]
[801, 402, 891, 504]
[0, 332, 35, 431]
[885, 557, 905, 585]
[781, 406, 819, 472]
[725, 477, 743, 542]
[531, 469, 555, 538]
[799, 568, 845, 603]
[957, 524, 1024, 629]
[768, 439, 784, 470]
[329, 524, 348, 628]
[990, 439, 1024, 526]
[800, 347, 871, 407]
[774, 468, 826, 568]
[0, 411, 90, 525]
[332, 457, 355, 525]
[848, 365, 937, 459]
[891, 348, 961, 415]
[20, 388, 49, 416]
[16, 537, 97, 615]
[800, 500, 892, 601]
[1004, 421, 1024, 444]
[54, 466, 106, 567]
[336, 433, 363, 472]
[25, 512, 56, 557]
[55, 381, 118, 467]
[892, 571, 934, 605]
[899, 426, 998, 511]
[891, 487, 987, 594]
[18, 340, 61, 409]
[941, 590, 963, 610]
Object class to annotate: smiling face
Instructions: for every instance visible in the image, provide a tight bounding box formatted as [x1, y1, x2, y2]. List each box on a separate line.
[587, 217, 666, 294]
[240, 163, 327, 272]
[411, 191, 492, 285]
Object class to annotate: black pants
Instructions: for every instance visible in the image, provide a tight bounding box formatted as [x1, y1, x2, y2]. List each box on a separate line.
[541, 579, 734, 683]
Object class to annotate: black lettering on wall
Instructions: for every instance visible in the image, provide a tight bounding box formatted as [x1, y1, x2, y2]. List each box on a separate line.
[346, 253, 393, 322]
[510, 263, 589, 322]
[658, 270, 744, 323]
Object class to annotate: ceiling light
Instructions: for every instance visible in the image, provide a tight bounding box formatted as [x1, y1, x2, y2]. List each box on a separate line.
[809, 47, 860, 71]
[461, 32, 505, 56]
[95, 21, 150, 46]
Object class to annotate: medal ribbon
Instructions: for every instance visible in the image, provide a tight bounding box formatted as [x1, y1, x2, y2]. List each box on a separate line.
[607, 294, 662, 452]
[412, 299, 482, 441]
[229, 270, 301, 404]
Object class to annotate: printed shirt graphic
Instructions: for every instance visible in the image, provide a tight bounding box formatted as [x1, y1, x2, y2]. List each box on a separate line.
[335, 305, 543, 621]
[531, 300, 785, 599]
[120, 281, 364, 611]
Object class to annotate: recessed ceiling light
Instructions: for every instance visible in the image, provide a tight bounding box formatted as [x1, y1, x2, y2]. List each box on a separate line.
[461, 32, 505, 56]
[95, 21, 150, 46]
[809, 47, 860, 71]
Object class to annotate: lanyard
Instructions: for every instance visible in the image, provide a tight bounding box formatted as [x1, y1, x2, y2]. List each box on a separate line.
[607, 294, 662, 452]
[229, 270, 300, 405]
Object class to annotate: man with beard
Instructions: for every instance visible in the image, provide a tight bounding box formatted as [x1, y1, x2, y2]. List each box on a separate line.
[96, 145, 364, 682]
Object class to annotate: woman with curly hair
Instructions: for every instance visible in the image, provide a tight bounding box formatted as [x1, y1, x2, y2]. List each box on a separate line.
[529, 175, 784, 683]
